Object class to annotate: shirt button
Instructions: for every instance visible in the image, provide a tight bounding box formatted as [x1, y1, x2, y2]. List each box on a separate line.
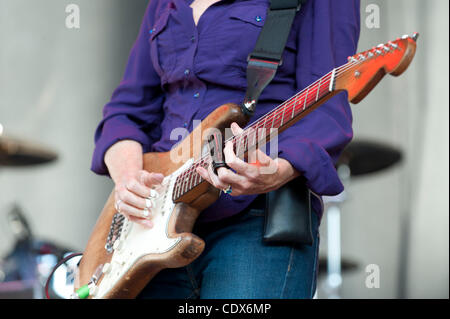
[191, 36, 196, 43]
[184, 69, 190, 76]
[149, 28, 155, 34]
[193, 92, 200, 98]
[255, 16, 262, 22]
[183, 122, 188, 128]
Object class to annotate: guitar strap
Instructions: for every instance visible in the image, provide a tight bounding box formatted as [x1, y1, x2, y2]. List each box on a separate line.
[242, 0, 305, 115]
[242, 0, 314, 246]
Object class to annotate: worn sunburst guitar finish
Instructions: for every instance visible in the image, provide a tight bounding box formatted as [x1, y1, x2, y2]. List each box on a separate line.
[77, 34, 418, 298]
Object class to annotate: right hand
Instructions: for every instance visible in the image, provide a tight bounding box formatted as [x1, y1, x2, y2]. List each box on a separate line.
[104, 139, 164, 228]
[113, 169, 164, 228]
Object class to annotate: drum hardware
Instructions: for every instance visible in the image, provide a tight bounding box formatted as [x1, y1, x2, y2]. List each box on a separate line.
[0, 204, 75, 299]
[318, 139, 403, 299]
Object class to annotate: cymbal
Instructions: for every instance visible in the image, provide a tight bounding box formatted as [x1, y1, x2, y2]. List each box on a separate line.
[0, 136, 58, 167]
[338, 140, 403, 176]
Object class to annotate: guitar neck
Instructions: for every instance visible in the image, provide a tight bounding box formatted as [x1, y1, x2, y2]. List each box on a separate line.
[233, 69, 338, 157]
[171, 67, 341, 202]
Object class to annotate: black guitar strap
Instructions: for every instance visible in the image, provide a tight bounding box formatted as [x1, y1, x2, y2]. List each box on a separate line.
[242, 0, 314, 246]
[242, 0, 306, 116]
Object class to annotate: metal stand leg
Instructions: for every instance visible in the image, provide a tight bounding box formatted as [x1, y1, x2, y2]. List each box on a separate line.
[325, 204, 342, 298]
[321, 164, 350, 299]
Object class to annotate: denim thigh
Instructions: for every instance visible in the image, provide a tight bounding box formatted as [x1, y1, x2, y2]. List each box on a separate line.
[138, 207, 320, 299]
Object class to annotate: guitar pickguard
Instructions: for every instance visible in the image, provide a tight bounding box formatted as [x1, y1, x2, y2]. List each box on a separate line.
[92, 159, 194, 298]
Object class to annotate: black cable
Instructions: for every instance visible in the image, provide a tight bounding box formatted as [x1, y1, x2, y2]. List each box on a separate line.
[44, 252, 83, 299]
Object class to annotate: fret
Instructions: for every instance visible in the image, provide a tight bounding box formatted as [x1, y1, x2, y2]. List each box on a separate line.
[241, 134, 249, 158]
[182, 174, 189, 195]
[262, 116, 268, 143]
[272, 109, 282, 130]
[280, 103, 287, 127]
[177, 175, 183, 198]
[303, 87, 309, 111]
[270, 110, 276, 129]
[188, 170, 194, 190]
[175, 177, 181, 199]
[329, 68, 336, 92]
[291, 94, 298, 119]
[193, 168, 199, 186]
[270, 111, 276, 129]
[316, 77, 323, 102]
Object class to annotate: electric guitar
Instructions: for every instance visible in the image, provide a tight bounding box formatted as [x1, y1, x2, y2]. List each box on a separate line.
[76, 33, 418, 298]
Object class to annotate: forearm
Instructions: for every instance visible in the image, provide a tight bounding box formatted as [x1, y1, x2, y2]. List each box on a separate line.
[104, 140, 143, 184]
[274, 158, 300, 190]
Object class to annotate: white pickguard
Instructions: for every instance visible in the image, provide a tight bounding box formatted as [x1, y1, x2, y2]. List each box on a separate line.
[93, 159, 194, 298]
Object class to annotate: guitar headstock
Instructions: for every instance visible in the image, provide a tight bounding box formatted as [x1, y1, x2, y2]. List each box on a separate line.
[334, 33, 419, 104]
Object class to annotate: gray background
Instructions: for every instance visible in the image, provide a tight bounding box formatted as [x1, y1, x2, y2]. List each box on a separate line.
[0, 0, 448, 298]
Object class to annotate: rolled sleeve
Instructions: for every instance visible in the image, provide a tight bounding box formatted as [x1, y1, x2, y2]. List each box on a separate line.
[91, 1, 164, 175]
[278, 0, 360, 195]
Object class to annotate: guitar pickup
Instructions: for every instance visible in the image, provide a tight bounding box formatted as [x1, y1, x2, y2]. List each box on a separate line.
[208, 131, 230, 175]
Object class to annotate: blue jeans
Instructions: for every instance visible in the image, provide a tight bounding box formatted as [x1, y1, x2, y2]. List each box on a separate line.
[138, 197, 320, 299]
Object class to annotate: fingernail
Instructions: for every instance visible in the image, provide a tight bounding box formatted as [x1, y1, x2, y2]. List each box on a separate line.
[152, 173, 164, 181]
[143, 208, 150, 218]
[149, 189, 159, 198]
[145, 198, 152, 208]
[141, 219, 153, 228]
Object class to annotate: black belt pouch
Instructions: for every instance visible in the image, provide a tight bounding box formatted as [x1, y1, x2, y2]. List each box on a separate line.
[263, 177, 314, 246]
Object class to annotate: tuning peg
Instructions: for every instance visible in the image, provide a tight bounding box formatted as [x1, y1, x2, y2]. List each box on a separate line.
[367, 51, 374, 58]
[388, 41, 398, 49]
[358, 54, 366, 61]
[412, 32, 420, 42]
[401, 34, 409, 39]
[383, 45, 390, 52]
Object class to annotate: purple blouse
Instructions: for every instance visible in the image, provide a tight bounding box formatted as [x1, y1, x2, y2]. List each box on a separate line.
[91, 0, 360, 222]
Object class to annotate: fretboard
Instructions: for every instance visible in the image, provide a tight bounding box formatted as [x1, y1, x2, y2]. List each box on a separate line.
[172, 69, 336, 202]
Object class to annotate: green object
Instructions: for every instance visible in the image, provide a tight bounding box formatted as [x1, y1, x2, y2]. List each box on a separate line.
[75, 285, 90, 299]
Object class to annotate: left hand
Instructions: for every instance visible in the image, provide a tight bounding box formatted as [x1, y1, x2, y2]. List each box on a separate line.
[196, 122, 300, 196]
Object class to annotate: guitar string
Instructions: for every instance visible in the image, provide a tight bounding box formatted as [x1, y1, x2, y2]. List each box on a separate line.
[173, 43, 401, 194]
[174, 58, 364, 192]
[205, 41, 397, 152]
[173, 64, 354, 193]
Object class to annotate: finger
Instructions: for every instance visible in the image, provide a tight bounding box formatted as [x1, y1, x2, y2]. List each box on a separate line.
[216, 166, 246, 186]
[126, 215, 154, 228]
[125, 179, 152, 200]
[255, 149, 278, 175]
[224, 141, 258, 177]
[230, 122, 244, 135]
[254, 149, 272, 166]
[196, 165, 229, 190]
[140, 170, 164, 188]
[118, 201, 152, 219]
[119, 188, 148, 210]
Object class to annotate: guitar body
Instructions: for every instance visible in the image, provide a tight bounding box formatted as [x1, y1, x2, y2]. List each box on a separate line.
[77, 103, 249, 298]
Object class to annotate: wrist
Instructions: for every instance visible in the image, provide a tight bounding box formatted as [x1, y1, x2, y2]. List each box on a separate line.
[276, 158, 299, 185]
[104, 140, 144, 184]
